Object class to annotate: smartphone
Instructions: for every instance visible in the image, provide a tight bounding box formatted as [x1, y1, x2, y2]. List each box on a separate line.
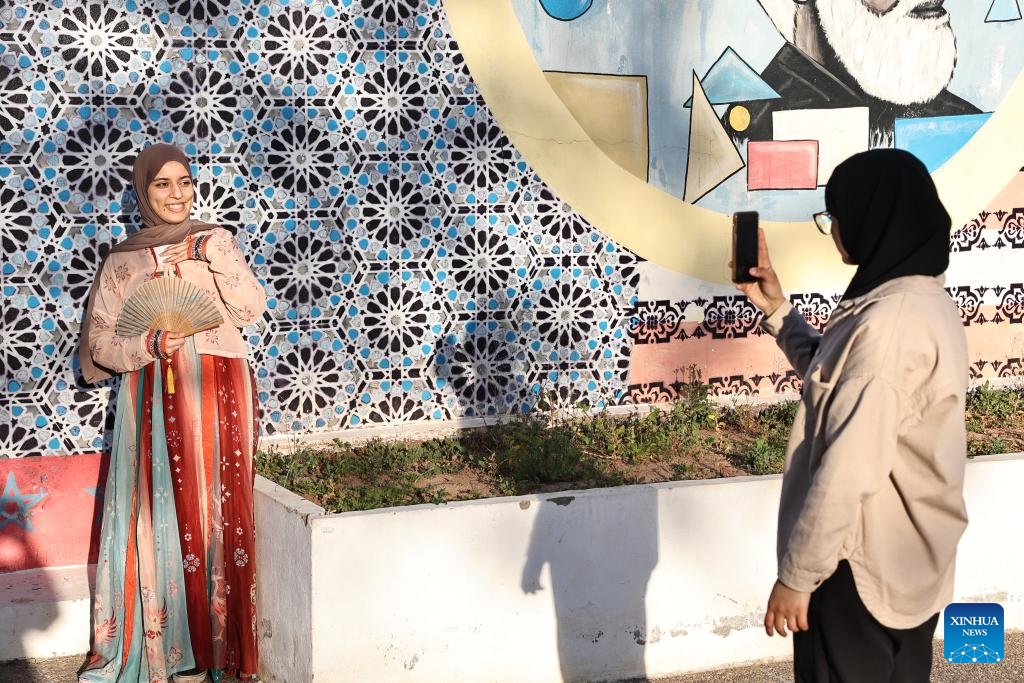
[732, 211, 759, 284]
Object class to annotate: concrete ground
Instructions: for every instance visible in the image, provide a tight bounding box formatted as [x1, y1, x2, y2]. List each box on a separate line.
[0, 657, 243, 683]
[2, 632, 1021, 682]
[642, 630, 1024, 683]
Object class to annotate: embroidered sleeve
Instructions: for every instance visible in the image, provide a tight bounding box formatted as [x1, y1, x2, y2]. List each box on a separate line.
[203, 228, 268, 327]
[88, 255, 157, 374]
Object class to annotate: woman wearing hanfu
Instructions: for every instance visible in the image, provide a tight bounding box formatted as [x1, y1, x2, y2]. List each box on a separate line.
[78, 144, 266, 683]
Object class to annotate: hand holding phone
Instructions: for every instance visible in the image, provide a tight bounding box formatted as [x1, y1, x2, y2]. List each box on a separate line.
[732, 211, 759, 284]
[730, 215, 788, 316]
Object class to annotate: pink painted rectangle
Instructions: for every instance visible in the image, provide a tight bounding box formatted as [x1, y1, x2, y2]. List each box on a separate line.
[747, 140, 818, 190]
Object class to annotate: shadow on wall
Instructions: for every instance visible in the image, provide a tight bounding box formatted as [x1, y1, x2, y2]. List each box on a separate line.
[0, 523, 56, 667]
[522, 488, 659, 682]
[433, 289, 533, 420]
[428, 222, 656, 679]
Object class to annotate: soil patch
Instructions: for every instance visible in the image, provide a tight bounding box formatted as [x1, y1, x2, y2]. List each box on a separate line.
[257, 383, 1024, 514]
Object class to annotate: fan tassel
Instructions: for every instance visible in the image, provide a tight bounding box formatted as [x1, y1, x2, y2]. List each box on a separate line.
[166, 364, 176, 395]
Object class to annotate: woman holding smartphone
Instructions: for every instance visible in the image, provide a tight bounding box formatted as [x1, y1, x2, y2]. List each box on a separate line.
[735, 148, 969, 682]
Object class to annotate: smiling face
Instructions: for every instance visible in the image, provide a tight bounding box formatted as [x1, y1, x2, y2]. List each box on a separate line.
[815, 0, 956, 105]
[146, 161, 194, 225]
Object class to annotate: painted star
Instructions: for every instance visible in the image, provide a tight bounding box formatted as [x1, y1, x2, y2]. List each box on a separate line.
[0, 472, 48, 531]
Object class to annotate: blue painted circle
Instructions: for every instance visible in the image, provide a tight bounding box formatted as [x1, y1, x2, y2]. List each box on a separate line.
[539, 0, 593, 21]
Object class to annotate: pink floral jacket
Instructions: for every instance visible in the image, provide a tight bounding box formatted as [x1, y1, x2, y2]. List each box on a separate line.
[87, 227, 267, 374]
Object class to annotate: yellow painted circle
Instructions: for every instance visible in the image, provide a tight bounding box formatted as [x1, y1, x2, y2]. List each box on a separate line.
[728, 105, 751, 132]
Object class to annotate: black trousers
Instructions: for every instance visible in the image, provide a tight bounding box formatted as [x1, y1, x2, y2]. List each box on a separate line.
[793, 561, 939, 683]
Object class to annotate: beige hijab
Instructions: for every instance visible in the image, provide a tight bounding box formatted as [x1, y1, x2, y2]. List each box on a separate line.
[78, 144, 215, 383]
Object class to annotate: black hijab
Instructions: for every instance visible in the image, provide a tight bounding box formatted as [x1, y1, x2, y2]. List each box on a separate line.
[825, 149, 951, 300]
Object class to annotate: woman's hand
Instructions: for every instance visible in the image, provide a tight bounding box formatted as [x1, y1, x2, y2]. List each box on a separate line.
[163, 332, 188, 356]
[763, 579, 810, 637]
[148, 330, 189, 359]
[731, 228, 787, 317]
[160, 240, 193, 266]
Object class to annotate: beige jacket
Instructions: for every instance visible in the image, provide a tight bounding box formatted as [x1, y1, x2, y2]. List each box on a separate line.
[762, 275, 969, 629]
[87, 227, 267, 374]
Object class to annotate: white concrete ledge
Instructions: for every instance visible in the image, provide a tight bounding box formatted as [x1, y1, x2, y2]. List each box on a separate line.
[0, 565, 92, 662]
[5, 456, 1022, 679]
[253, 454, 1024, 682]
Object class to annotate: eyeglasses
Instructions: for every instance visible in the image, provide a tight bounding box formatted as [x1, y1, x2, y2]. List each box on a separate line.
[813, 211, 833, 235]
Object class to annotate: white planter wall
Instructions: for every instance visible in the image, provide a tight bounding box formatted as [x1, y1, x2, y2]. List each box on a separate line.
[255, 480, 323, 683]
[254, 454, 1024, 682]
[0, 566, 92, 661]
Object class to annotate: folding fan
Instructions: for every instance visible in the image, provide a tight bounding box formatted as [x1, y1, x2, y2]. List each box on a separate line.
[115, 277, 224, 338]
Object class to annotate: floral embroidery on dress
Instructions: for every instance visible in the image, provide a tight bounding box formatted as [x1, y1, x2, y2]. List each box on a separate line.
[93, 611, 117, 644]
[233, 547, 249, 567]
[102, 273, 118, 295]
[184, 553, 200, 573]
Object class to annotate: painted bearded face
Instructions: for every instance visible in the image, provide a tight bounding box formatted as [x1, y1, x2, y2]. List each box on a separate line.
[815, 0, 957, 105]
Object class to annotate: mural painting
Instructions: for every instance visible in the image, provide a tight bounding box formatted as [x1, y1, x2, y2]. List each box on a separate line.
[1, 0, 1023, 465]
[490, 0, 1024, 400]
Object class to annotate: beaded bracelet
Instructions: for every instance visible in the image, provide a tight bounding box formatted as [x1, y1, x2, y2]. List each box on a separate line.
[188, 234, 210, 261]
[146, 329, 160, 358]
[146, 329, 170, 360]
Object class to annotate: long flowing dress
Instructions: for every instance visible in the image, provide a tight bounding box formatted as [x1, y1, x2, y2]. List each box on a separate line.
[80, 228, 267, 683]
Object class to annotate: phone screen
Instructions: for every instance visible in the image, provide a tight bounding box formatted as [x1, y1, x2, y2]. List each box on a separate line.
[732, 211, 759, 284]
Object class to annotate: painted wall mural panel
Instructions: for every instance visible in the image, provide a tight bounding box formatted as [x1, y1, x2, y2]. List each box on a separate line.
[1, 0, 1024, 460]
[485, 0, 1024, 401]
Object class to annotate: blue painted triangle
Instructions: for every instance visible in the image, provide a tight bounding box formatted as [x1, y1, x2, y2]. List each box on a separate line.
[986, 0, 1021, 21]
[684, 47, 781, 107]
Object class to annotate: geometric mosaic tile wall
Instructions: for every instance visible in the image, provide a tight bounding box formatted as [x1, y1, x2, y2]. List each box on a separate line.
[1, 0, 646, 456]
[4, 0, 1022, 459]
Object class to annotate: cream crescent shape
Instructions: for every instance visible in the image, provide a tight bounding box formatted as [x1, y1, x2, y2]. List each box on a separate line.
[443, 0, 1024, 289]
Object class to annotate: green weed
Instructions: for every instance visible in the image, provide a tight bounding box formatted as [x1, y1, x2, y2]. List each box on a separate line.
[740, 437, 787, 475]
[256, 379, 1023, 513]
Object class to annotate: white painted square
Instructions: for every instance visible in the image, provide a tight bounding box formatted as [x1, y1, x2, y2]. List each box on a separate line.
[772, 107, 869, 186]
